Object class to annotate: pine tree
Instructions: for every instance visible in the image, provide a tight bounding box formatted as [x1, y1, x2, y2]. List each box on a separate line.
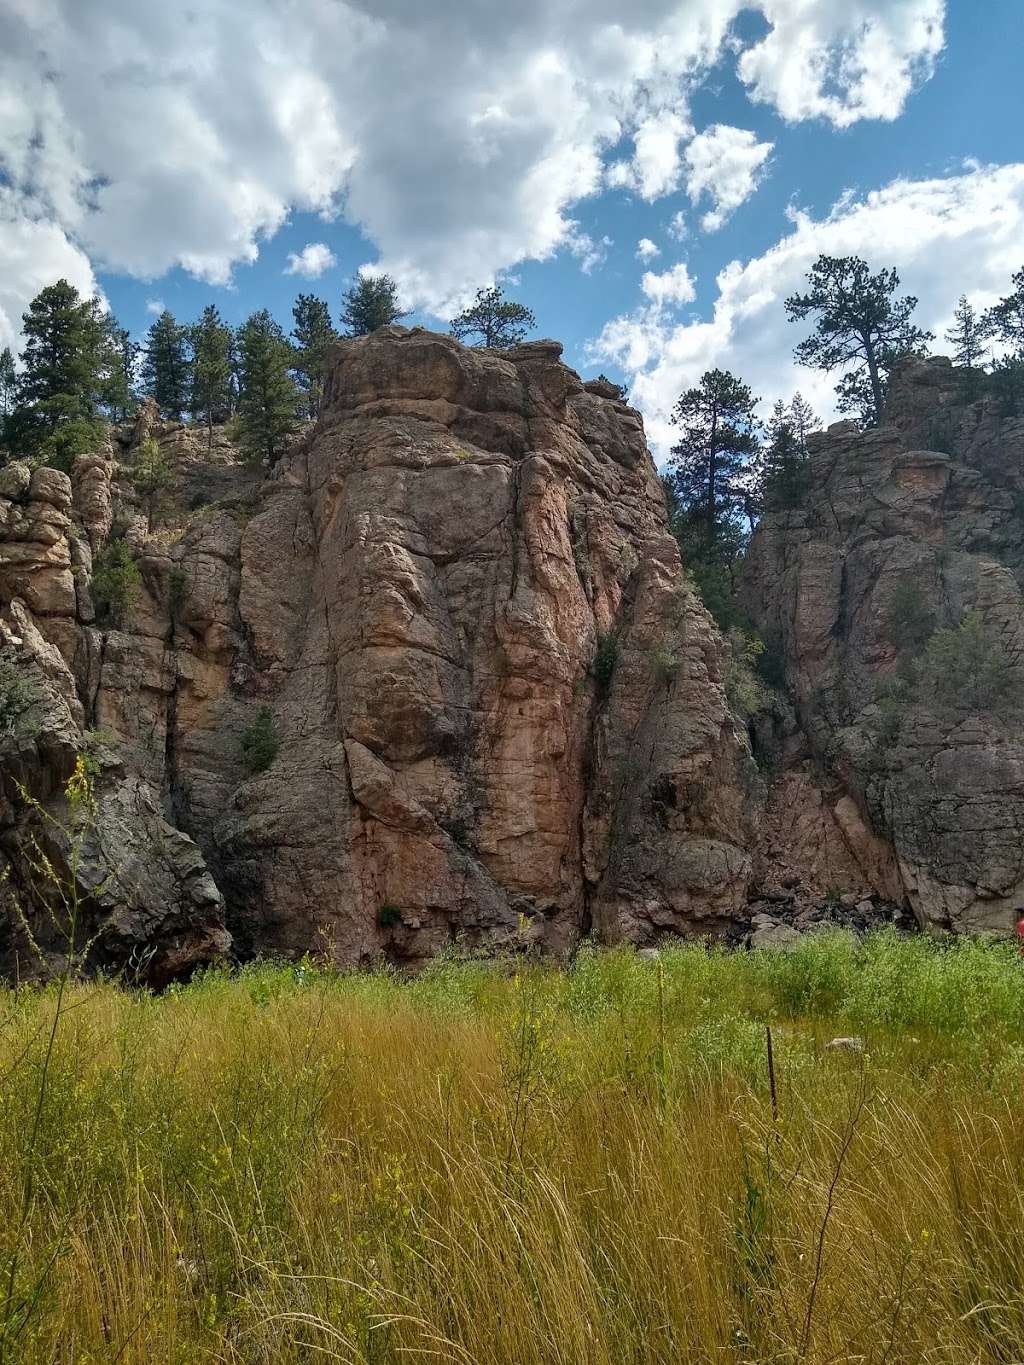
[340, 274, 407, 336]
[141, 311, 191, 420]
[449, 286, 535, 348]
[786, 255, 933, 426]
[291, 294, 337, 417]
[983, 267, 1024, 356]
[97, 320, 137, 422]
[668, 369, 760, 545]
[945, 295, 990, 370]
[190, 305, 233, 448]
[236, 309, 301, 465]
[0, 348, 15, 418]
[9, 280, 108, 464]
[788, 392, 817, 450]
[129, 435, 175, 531]
[758, 396, 817, 509]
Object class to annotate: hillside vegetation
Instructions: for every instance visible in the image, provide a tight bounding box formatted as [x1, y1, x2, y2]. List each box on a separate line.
[1, 936, 1023, 1362]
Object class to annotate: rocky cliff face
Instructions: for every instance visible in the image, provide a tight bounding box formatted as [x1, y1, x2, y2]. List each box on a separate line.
[0, 329, 758, 978]
[744, 358, 1024, 933]
[5, 338, 1020, 976]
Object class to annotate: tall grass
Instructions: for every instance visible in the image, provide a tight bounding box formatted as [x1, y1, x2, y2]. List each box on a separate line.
[0, 934, 1023, 1360]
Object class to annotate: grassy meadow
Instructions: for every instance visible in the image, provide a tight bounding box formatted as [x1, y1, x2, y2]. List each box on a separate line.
[1, 932, 1024, 1362]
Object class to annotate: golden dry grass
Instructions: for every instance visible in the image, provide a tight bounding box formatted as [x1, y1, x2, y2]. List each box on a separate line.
[0, 934, 1023, 1362]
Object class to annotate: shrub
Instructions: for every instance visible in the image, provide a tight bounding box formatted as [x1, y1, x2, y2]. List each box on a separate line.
[592, 632, 620, 696]
[724, 628, 769, 720]
[0, 654, 37, 734]
[91, 539, 141, 624]
[239, 706, 279, 774]
[378, 902, 402, 929]
[649, 643, 677, 687]
[168, 566, 190, 619]
[129, 436, 175, 530]
[913, 610, 1015, 712]
[885, 578, 935, 652]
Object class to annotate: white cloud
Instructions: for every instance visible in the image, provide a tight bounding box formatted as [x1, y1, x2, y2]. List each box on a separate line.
[684, 124, 774, 231]
[666, 211, 688, 242]
[641, 262, 697, 309]
[589, 163, 1024, 461]
[636, 237, 661, 262]
[740, 0, 945, 128]
[285, 242, 337, 277]
[0, 190, 99, 354]
[630, 111, 693, 201]
[0, 1, 947, 319]
[145, 298, 165, 316]
[567, 229, 613, 274]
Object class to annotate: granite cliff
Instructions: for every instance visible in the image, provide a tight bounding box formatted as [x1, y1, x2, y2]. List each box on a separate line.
[0, 329, 757, 979]
[2, 335, 1021, 981]
[744, 357, 1024, 934]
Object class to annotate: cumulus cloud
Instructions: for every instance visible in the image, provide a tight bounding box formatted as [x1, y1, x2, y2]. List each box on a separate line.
[0, 191, 99, 353]
[629, 111, 693, 201]
[285, 242, 338, 278]
[589, 163, 1024, 460]
[684, 124, 774, 230]
[145, 299, 165, 316]
[0, 0, 947, 318]
[636, 238, 661, 262]
[740, 0, 945, 127]
[666, 211, 688, 242]
[567, 229, 614, 274]
[640, 262, 697, 309]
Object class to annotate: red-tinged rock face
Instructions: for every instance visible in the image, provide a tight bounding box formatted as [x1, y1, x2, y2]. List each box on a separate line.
[743, 357, 1024, 934]
[0, 327, 758, 976]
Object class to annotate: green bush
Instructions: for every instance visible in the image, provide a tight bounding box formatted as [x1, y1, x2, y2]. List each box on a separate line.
[91, 538, 141, 624]
[130, 435, 175, 529]
[724, 628, 770, 721]
[168, 566, 190, 619]
[592, 632, 620, 696]
[649, 643, 677, 686]
[0, 653, 37, 734]
[913, 610, 1015, 712]
[885, 578, 936, 652]
[378, 902, 402, 929]
[240, 706, 279, 774]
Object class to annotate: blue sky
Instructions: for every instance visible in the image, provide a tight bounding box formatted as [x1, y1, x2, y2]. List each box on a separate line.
[2, 0, 1022, 456]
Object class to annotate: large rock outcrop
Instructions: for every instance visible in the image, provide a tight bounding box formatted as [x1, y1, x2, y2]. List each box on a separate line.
[744, 358, 1024, 933]
[0, 329, 758, 974]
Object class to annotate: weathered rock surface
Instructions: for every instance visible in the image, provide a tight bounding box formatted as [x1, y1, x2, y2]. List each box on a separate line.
[744, 358, 1024, 933]
[0, 328, 758, 974]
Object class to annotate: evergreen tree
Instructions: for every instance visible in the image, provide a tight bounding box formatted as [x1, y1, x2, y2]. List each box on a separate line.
[9, 279, 108, 464]
[291, 294, 337, 417]
[0, 348, 15, 418]
[786, 255, 932, 426]
[788, 392, 817, 450]
[228, 331, 243, 413]
[449, 286, 535, 348]
[340, 274, 407, 336]
[129, 435, 175, 531]
[983, 267, 1024, 356]
[141, 310, 191, 420]
[757, 396, 817, 509]
[236, 309, 301, 465]
[97, 320, 137, 422]
[668, 369, 760, 542]
[190, 305, 233, 448]
[945, 295, 990, 370]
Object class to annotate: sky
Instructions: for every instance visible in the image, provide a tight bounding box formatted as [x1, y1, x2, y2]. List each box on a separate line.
[1, 0, 1022, 459]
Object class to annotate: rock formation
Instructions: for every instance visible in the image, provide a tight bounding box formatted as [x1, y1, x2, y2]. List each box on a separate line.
[0, 329, 758, 977]
[3, 335, 1021, 977]
[744, 357, 1024, 933]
